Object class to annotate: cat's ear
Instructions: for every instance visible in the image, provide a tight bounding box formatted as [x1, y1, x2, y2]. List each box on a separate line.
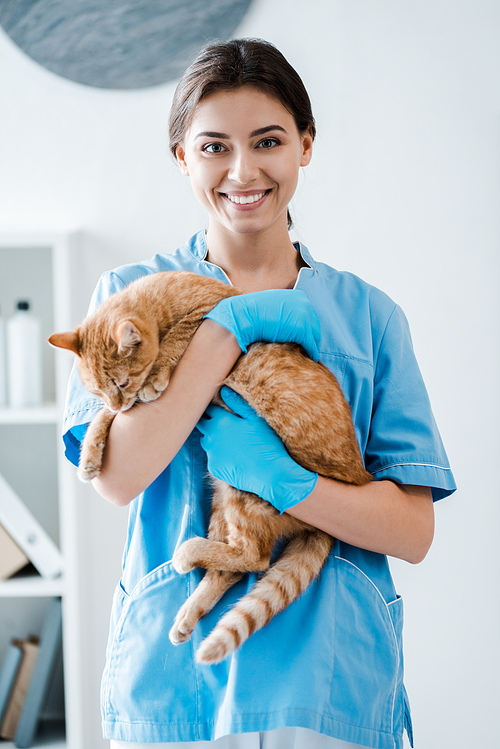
[47, 330, 80, 355]
[115, 320, 142, 354]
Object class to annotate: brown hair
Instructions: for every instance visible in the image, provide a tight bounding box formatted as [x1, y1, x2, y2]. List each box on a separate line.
[168, 38, 316, 230]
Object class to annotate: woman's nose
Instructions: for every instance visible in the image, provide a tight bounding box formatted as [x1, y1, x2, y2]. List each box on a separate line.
[228, 151, 259, 184]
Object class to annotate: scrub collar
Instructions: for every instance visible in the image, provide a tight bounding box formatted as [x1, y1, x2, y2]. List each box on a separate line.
[186, 230, 317, 278]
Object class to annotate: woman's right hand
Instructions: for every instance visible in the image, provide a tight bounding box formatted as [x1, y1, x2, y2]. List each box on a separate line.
[197, 386, 319, 514]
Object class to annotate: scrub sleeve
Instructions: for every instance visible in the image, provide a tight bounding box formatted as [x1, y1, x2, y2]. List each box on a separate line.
[363, 303, 454, 499]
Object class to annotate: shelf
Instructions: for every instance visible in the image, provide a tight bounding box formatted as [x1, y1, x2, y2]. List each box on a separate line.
[1, 739, 65, 748]
[1, 719, 65, 747]
[0, 404, 59, 425]
[0, 574, 65, 598]
[2, 741, 65, 748]
[0, 234, 84, 748]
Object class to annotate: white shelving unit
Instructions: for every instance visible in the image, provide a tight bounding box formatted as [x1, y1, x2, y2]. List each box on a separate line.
[0, 234, 83, 749]
[0, 405, 59, 425]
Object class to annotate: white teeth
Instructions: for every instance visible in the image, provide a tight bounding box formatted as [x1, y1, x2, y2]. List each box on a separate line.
[226, 192, 266, 205]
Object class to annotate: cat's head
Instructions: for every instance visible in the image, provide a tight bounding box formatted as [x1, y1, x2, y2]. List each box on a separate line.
[48, 318, 159, 412]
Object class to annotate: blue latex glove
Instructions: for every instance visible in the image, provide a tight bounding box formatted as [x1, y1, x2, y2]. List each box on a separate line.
[197, 386, 318, 514]
[203, 289, 321, 361]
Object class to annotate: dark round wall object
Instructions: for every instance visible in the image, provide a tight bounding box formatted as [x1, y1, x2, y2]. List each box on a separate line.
[0, 0, 254, 89]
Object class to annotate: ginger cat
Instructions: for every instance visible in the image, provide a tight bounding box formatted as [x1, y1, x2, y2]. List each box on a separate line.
[49, 271, 371, 664]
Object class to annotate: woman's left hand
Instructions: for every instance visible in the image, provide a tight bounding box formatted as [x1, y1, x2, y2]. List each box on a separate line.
[203, 289, 321, 360]
[197, 386, 318, 514]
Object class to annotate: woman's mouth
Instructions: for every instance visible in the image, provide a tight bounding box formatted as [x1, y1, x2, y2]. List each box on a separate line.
[220, 190, 271, 208]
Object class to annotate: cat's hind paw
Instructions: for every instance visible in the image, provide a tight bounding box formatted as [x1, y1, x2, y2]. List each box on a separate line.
[172, 537, 205, 574]
[168, 613, 195, 645]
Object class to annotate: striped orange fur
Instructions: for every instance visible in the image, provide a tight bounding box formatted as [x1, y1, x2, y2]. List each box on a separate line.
[49, 271, 371, 664]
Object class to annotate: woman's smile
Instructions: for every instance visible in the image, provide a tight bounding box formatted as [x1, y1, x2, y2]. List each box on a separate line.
[219, 189, 271, 209]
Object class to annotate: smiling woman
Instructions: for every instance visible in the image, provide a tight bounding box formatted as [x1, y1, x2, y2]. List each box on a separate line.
[59, 37, 455, 749]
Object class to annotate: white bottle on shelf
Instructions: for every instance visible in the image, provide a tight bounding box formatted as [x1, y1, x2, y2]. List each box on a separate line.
[6, 300, 43, 408]
[0, 306, 6, 406]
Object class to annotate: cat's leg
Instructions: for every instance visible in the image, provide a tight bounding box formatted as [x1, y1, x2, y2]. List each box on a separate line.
[172, 484, 276, 575]
[170, 483, 242, 644]
[77, 407, 116, 481]
[169, 569, 243, 645]
[195, 529, 333, 664]
[138, 316, 202, 402]
[172, 536, 273, 574]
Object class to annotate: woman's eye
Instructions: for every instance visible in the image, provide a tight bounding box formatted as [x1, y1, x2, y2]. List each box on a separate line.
[257, 138, 279, 149]
[203, 143, 226, 154]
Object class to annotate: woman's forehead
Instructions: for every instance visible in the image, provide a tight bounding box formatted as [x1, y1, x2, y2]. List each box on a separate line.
[186, 86, 296, 138]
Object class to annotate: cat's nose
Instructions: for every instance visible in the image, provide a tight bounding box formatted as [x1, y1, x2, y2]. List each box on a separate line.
[104, 393, 122, 412]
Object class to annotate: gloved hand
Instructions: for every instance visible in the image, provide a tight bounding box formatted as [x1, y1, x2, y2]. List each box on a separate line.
[203, 289, 321, 361]
[197, 386, 318, 514]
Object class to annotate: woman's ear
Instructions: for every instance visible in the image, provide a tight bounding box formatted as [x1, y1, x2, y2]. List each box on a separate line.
[176, 145, 190, 176]
[300, 128, 314, 167]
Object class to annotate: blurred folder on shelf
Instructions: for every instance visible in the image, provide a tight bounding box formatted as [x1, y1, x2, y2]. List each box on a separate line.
[0, 643, 23, 728]
[0, 473, 64, 579]
[14, 599, 63, 748]
[0, 599, 63, 747]
[0, 523, 30, 580]
[0, 638, 39, 741]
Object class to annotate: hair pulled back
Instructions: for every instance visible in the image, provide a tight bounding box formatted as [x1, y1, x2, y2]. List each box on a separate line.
[168, 38, 316, 158]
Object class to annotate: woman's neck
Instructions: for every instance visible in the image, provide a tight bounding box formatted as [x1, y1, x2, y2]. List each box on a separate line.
[205, 224, 306, 292]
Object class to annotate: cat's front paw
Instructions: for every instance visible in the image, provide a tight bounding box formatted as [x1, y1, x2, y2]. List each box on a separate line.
[77, 461, 102, 482]
[137, 379, 168, 403]
[77, 443, 105, 482]
[172, 538, 205, 574]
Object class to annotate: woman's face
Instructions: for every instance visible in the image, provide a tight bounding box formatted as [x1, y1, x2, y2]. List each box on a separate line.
[176, 86, 313, 238]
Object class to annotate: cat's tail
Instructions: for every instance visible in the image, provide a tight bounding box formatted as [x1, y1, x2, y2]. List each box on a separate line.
[195, 530, 333, 665]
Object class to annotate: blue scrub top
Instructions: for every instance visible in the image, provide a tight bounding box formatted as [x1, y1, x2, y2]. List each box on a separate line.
[63, 231, 456, 748]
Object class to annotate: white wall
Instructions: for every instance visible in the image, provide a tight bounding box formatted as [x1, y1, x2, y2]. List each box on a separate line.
[1, 1, 499, 747]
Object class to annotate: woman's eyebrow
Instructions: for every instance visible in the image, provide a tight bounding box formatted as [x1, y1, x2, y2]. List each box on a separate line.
[195, 130, 230, 139]
[195, 125, 287, 140]
[249, 125, 287, 137]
